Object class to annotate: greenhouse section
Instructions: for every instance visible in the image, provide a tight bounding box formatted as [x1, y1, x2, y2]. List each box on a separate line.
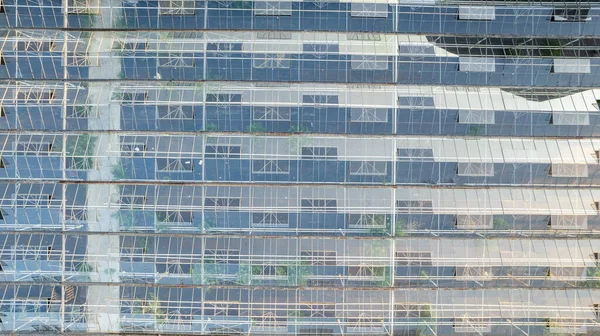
[1, 0, 600, 335]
